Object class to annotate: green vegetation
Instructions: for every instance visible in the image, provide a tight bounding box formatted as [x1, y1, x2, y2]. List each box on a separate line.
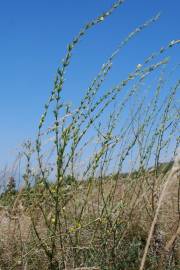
[0, 1, 179, 269]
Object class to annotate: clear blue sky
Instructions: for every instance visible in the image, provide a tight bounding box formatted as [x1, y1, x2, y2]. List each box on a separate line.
[0, 0, 179, 167]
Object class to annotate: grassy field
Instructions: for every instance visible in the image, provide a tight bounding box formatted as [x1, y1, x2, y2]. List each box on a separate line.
[0, 163, 179, 269]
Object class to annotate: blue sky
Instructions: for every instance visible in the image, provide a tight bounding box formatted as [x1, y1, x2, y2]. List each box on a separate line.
[0, 0, 179, 167]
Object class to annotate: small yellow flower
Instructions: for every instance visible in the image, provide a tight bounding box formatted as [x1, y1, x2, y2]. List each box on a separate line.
[51, 188, 56, 193]
[101, 218, 106, 224]
[51, 218, 55, 224]
[99, 16, 104, 21]
[39, 182, 44, 187]
[76, 222, 81, 229]
[69, 227, 75, 233]
[136, 63, 142, 69]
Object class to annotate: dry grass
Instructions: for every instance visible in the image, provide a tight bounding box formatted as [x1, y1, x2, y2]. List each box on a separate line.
[0, 164, 179, 269]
